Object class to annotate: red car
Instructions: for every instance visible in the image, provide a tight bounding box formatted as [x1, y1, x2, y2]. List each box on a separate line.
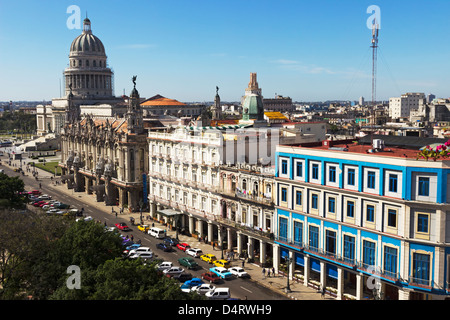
[115, 222, 130, 231]
[176, 243, 190, 251]
[201, 272, 221, 284]
[33, 201, 45, 207]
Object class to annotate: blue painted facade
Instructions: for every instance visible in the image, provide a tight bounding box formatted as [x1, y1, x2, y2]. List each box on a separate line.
[275, 148, 450, 298]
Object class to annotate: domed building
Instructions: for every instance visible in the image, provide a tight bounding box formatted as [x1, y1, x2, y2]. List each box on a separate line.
[36, 18, 125, 136]
[64, 18, 114, 98]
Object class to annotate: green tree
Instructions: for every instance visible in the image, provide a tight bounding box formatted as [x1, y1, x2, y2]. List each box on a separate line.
[0, 173, 25, 208]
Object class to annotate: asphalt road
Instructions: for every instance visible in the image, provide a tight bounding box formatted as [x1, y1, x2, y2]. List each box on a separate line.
[4, 160, 288, 301]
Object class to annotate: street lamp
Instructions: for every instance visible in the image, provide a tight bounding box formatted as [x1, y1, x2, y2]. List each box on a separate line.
[285, 256, 292, 293]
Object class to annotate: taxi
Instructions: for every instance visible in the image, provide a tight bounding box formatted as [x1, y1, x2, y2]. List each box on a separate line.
[213, 259, 231, 268]
[200, 254, 217, 264]
[137, 224, 150, 232]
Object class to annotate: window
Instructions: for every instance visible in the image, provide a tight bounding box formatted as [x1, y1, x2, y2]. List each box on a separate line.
[296, 161, 303, 177]
[363, 240, 376, 268]
[329, 166, 336, 183]
[343, 235, 355, 264]
[328, 197, 336, 214]
[311, 194, 318, 210]
[384, 246, 398, 278]
[281, 187, 287, 202]
[418, 177, 430, 196]
[387, 209, 397, 228]
[389, 174, 398, 193]
[293, 221, 303, 246]
[367, 171, 376, 189]
[347, 201, 355, 218]
[309, 225, 319, 251]
[279, 217, 288, 242]
[295, 191, 302, 206]
[325, 230, 336, 256]
[417, 214, 429, 233]
[312, 164, 319, 180]
[412, 253, 430, 286]
[348, 168, 355, 186]
[281, 159, 288, 175]
[366, 205, 375, 222]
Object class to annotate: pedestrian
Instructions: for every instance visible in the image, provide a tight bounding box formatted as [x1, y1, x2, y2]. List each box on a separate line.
[131, 234, 134, 241]
[272, 267, 275, 277]
[320, 286, 325, 298]
[212, 241, 215, 250]
[267, 268, 271, 277]
[242, 259, 245, 268]
[262, 268, 266, 279]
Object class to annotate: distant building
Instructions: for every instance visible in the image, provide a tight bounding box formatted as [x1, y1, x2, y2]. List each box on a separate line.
[263, 95, 293, 113]
[389, 93, 425, 120]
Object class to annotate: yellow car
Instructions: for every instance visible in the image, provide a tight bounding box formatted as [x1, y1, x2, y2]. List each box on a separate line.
[213, 259, 231, 268]
[137, 224, 149, 232]
[200, 254, 217, 264]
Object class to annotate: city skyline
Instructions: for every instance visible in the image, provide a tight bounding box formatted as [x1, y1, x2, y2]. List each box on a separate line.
[1, 0, 449, 102]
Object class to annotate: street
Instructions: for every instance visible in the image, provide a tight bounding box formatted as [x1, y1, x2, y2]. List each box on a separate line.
[2, 158, 289, 301]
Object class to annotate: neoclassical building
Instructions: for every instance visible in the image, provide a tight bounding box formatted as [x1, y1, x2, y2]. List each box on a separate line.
[59, 78, 149, 211]
[36, 18, 124, 136]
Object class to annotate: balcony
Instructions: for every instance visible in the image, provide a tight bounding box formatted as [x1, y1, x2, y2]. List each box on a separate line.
[235, 190, 273, 206]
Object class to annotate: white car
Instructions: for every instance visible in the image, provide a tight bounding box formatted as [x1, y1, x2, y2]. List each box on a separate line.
[129, 252, 153, 259]
[186, 248, 203, 258]
[38, 194, 52, 200]
[156, 261, 173, 271]
[228, 267, 250, 278]
[128, 247, 152, 256]
[76, 216, 93, 222]
[163, 266, 184, 276]
[205, 287, 230, 300]
[191, 283, 216, 295]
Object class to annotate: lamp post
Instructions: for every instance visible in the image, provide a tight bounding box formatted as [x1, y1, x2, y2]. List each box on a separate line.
[285, 256, 292, 294]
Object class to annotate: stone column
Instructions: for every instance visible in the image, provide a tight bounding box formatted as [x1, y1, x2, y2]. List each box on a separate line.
[303, 255, 310, 286]
[207, 222, 213, 244]
[356, 273, 364, 300]
[260, 241, 266, 266]
[237, 232, 243, 255]
[337, 267, 345, 300]
[272, 244, 280, 274]
[288, 250, 294, 280]
[320, 261, 327, 292]
[227, 228, 233, 251]
[247, 236, 254, 260]
[189, 216, 195, 235]
[198, 220, 204, 239]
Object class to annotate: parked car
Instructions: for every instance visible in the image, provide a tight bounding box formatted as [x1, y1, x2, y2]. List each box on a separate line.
[156, 261, 173, 271]
[163, 237, 179, 247]
[137, 224, 150, 232]
[178, 257, 198, 269]
[129, 252, 153, 260]
[176, 243, 190, 251]
[200, 254, 217, 264]
[29, 190, 41, 195]
[186, 248, 203, 258]
[191, 283, 216, 295]
[213, 259, 231, 268]
[228, 267, 250, 278]
[38, 194, 51, 200]
[172, 272, 193, 282]
[201, 272, 221, 284]
[180, 278, 204, 292]
[205, 288, 231, 300]
[115, 222, 130, 231]
[128, 247, 152, 257]
[209, 267, 233, 280]
[123, 243, 141, 255]
[156, 242, 172, 252]
[163, 266, 184, 276]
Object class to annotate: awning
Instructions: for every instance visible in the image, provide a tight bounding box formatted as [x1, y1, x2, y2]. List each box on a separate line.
[157, 208, 181, 217]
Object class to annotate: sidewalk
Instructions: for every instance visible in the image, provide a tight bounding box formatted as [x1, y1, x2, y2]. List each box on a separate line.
[17, 158, 332, 301]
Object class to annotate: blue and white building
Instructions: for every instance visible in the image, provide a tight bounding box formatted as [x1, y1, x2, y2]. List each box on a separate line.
[273, 139, 450, 300]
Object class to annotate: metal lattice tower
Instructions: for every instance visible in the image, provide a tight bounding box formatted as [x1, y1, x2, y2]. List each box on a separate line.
[371, 19, 379, 108]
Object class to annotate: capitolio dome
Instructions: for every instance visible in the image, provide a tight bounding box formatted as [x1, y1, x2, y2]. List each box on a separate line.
[69, 18, 105, 56]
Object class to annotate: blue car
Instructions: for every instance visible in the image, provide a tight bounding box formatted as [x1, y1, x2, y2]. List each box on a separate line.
[180, 278, 204, 290]
[209, 267, 233, 280]
[126, 243, 141, 251]
[157, 242, 172, 252]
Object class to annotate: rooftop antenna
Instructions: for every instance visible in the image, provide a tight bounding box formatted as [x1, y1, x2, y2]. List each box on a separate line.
[370, 17, 379, 146]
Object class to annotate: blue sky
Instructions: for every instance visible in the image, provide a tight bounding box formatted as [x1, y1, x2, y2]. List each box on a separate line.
[0, 0, 449, 102]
